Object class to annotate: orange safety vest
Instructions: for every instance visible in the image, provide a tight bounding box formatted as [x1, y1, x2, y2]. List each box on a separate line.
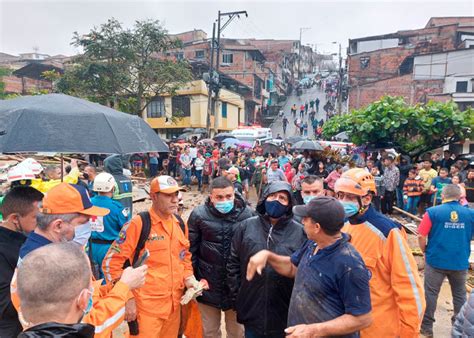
[342, 220, 425, 338]
[102, 208, 194, 319]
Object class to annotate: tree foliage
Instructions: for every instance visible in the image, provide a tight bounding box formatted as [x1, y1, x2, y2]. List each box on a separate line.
[56, 18, 193, 117]
[322, 96, 473, 158]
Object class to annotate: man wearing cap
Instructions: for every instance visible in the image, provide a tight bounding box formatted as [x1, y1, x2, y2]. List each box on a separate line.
[247, 197, 373, 337]
[103, 175, 205, 337]
[226, 167, 244, 196]
[10, 183, 148, 338]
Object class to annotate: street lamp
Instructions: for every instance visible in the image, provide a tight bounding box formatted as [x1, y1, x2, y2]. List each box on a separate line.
[332, 42, 343, 115]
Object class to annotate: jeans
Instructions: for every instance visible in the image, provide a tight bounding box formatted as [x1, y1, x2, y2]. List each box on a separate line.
[168, 162, 177, 178]
[381, 190, 395, 214]
[396, 187, 404, 208]
[183, 168, 192, 186]
[244, 327, 285, 338]
[371, 196, 381, 212]
[149, 163, 158, 178]
[195, 169, 203, 189]
[405, 196, 420, 215]
[421, 263, 467, 334]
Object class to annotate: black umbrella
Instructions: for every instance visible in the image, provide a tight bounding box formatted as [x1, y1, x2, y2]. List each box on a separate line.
[262, 142, 280, 155]
[213, 133, 235, 143]
[286, 136, 306, 144]
[0, 94, 168, 154]
[291, 140, 324, 151]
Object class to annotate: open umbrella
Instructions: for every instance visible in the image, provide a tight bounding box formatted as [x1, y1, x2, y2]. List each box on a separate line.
[286, 136, 306, 144]
[291, 140, 324, 151]
[262, 142, 280, 155]
[197, 138, 216, 146]
[0, 94, 168, 154]
[222, 138, 240, 148]
[213, 133, 235, 143]
[237, 141, 253, 148]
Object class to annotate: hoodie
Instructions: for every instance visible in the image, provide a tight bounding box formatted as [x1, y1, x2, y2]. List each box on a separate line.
[104, 155, 133, 220]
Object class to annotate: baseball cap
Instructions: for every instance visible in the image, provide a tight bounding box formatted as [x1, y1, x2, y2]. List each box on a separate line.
[150, 175, 185, 194]
[40, 183, 109, 217]
[293, 196, 345, 232]
[227, 167, 240, 175]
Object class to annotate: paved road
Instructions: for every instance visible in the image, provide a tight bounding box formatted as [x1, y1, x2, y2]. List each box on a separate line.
[270, 85, 328, 140]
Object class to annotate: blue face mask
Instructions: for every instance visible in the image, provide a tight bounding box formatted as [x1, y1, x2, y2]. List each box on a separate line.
[73, 221, 92, 246]
[214, 200, 234, 214]
[265, 200, 288, 218]
[341, 201, 359, 218]
[303, 195, 315, 205]
[84, 288, 93, 315]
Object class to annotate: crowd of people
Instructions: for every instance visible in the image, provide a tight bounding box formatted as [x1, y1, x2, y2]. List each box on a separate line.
[0, 142, 473, 338]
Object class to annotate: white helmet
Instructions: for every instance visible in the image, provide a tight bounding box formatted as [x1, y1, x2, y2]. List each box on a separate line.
[93, 173, 116, 192]
[19, 158, 43, 175]
[7, 164, 36, 182]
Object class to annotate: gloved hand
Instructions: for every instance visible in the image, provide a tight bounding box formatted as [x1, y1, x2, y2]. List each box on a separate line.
[181, 277, 209, 305]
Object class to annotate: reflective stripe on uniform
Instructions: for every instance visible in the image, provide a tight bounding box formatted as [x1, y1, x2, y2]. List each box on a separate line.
[94, 306, 126, 334]
[103, 251, 115, 282]
[394, 230, 423, 318]
[365, 221, 387, 242]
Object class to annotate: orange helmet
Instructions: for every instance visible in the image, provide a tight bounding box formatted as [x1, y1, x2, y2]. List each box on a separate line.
[334, 168, 376, 196]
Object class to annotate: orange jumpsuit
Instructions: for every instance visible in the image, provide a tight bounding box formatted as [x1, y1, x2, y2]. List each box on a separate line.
[342, 209, 425, 337]
[103, 208, 193, 338]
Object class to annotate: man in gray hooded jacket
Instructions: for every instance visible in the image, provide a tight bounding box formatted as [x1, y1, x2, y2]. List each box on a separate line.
[104, 155, 133, 220]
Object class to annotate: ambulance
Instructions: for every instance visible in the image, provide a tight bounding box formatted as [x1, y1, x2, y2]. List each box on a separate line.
[231, 127, 273, 147]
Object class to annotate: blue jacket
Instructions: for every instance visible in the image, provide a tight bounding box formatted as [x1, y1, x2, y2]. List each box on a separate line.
[425, 201, 474, 270]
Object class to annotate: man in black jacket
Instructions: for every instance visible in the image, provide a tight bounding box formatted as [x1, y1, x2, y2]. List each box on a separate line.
[17, 242, 95, 338]
[188, 177, 254, 338]
[104, 154, 133, 220]
[228, 181, 306, 338]
[0, 187, 43, 337]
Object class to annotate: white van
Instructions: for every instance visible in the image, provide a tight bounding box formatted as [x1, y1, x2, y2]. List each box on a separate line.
[231, 127, 273, 147]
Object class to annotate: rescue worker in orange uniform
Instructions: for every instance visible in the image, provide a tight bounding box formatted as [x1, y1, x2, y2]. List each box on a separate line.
[10, 183, 147, 338]
[335, 168, 425, 337]
[103, 175, 207, 337]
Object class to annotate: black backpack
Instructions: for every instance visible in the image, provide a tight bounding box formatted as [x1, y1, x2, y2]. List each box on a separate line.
[124, 211, 186, 268]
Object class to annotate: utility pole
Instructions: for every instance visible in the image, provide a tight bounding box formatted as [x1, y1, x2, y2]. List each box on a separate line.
[297, 27, 310, 80]
[205, 22, 216, 137]
[212, 10, 248, 132]
[337, 43, 343, 115]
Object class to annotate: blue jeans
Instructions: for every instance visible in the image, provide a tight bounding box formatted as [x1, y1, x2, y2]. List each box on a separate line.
[195, 169, 202, 189]
[405, 196, 420, 215]
[183, 168, 192, 186]
[396, 187, 404, 208]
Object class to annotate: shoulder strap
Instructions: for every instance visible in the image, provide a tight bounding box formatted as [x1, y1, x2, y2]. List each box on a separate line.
[174, 213, 186, 234]
[124, 212, 152, 268]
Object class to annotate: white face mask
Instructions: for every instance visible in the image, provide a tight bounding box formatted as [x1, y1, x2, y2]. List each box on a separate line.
[72, 221, 92, 246]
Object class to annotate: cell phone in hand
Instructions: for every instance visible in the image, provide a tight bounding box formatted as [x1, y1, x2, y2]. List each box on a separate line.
[133, 249, 150, 268]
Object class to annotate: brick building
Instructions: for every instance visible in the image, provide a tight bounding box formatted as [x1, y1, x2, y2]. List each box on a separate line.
[347, 16, 474, 110]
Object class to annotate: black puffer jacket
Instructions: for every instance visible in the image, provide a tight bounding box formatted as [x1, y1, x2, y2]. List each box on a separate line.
[18, 322, 94, 337]
[188, 193, 254, 310]
[228, 181, 306, 336]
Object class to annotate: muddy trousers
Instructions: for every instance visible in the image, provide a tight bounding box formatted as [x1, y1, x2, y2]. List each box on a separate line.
[198, 302, 244, 338]
[421, 264, 467, 334]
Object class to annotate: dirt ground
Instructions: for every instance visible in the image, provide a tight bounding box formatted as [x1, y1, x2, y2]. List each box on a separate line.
[119, 187, 456, 337]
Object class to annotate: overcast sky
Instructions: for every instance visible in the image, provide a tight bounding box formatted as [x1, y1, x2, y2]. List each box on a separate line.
[1, 0, 472, 57]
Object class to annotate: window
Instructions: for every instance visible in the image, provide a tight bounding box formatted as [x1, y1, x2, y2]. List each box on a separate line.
[147, 97, 165, 118]
[456, 81, 468, 93]
[195, 50, 205, 59]
[222, 102, 227, 118]
[222, 53, 233, 64]
[176, 52, 184, 60]
[172, 96, 191, 117]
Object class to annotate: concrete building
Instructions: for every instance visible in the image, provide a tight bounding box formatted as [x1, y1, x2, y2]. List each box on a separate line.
[145, 79, 244, 140]
[347, 17, 474, 110]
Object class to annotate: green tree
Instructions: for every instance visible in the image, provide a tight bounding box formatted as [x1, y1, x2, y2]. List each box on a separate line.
[57, 18, 193, 117]
[322, 96, 473, 158]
